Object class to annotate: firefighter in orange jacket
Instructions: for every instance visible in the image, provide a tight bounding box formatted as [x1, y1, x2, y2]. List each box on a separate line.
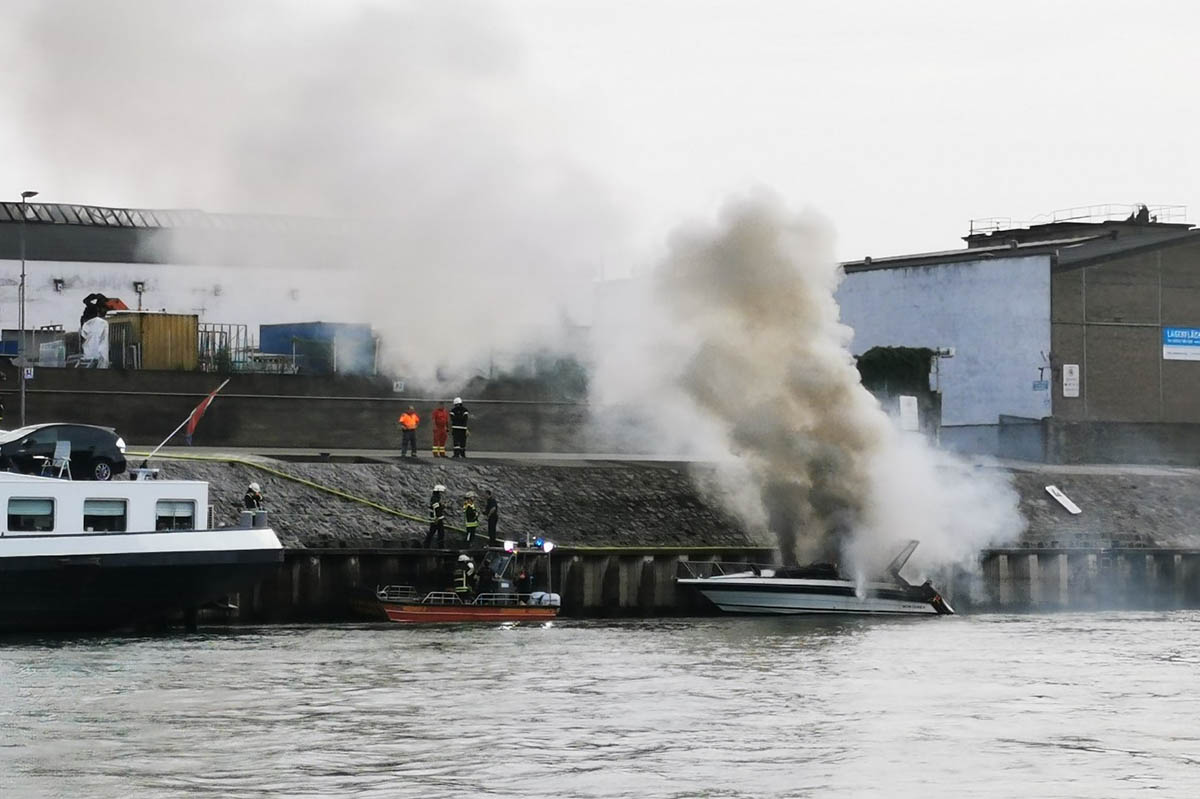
[431, 402, 450, 458]
[398, 405, 420, 458]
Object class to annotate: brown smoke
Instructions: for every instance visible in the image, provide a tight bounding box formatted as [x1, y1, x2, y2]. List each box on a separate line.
[653, 194, 1022, 572]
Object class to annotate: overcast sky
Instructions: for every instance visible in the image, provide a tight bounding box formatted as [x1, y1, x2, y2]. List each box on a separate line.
[2, 0, 1196, 266]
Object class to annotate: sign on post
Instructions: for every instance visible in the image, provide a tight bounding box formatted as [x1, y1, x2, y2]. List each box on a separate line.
[1162, 327, 1200, 360]
[22, 367, 33, 380]
[1062, 364, 1079, 398]
[1045, 485, 1082, 515]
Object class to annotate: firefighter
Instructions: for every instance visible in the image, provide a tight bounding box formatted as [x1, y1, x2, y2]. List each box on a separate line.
[485, 489, 499, 546]
[431, 402, 449, 458]
[453, 553, 475, 598]
[424, 484, 447, 548]
[450, 397, 469, 458]
[243, 482, 264, 510]
[463, 491, 480, 545]
[397, 405, 420, 458]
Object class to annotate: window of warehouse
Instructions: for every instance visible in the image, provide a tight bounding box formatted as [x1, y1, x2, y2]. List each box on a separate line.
[84, 499, 127, 532]
[9, 498, 54, 532]
[155, 500, 195, 531]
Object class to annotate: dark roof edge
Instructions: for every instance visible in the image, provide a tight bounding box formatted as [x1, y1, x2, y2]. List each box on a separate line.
[1052, 230, 1200, 271]
[842, 244, 1066, 273]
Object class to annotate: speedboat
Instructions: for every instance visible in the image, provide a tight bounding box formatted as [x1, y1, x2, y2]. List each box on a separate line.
[676, 540, 954, 616]
[0, 470, 283, 632]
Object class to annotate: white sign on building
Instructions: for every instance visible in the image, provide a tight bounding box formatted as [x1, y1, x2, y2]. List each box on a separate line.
[1062, 364, 1080, 398]
[898, 395, 919, 431]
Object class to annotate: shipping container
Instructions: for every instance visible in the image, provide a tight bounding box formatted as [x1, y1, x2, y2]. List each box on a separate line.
[107, 312, 199, 370]
[258, 322, 377, 375]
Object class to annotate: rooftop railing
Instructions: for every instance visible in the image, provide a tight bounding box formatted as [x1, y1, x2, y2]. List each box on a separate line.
[969, 204, 1188, 235]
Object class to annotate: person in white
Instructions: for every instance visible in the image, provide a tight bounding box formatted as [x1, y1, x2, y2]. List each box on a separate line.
[80, 315, 110, 368]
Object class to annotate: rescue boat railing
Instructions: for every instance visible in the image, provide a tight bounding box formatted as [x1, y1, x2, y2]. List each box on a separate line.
[420, 591, 464, 605]
[471, 592, 524, 606]
[375, 585, 419, 602]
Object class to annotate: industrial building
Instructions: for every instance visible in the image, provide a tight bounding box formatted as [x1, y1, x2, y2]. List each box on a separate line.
[0, 201, 378, 374]
[7, 199, 1200, 463]
[838, 204, 1200, 463]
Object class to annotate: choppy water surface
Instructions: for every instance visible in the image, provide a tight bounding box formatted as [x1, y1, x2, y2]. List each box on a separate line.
[2, 613, 1198, 798]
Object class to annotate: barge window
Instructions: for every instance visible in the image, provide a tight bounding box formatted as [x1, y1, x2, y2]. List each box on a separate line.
[156, 500, 195, 531]
[8, 498, 54, 532]
[84, 499, 127, 532]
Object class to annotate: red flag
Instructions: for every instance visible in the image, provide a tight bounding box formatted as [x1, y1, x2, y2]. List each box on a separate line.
[185, 381, 226, 438]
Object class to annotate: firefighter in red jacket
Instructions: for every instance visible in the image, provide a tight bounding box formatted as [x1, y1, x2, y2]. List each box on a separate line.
[431, 403, 450, 458]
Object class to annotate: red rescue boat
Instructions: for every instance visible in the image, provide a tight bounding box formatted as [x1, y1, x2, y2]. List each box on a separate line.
[379, 588, 559, 624]
[375, 541, 561, 624]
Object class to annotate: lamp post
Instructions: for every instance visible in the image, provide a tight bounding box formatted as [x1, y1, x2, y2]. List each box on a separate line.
[19, 189, 38, 427]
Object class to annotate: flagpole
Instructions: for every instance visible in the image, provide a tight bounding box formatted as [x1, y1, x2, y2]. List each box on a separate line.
[141, 379, 230, 465]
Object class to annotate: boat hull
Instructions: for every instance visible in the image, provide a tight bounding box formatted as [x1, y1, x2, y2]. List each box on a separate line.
[0, 529, 284, 633]
[677, 577, 945, 616]
[382, 603, 558, 624]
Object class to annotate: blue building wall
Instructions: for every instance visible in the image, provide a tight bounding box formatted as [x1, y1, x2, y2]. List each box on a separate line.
[836, 254, 1052, 427]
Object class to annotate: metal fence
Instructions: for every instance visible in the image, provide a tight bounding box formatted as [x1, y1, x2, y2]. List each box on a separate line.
[198, 322, 254, 373]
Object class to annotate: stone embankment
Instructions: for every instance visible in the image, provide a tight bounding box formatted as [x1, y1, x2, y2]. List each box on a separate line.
[155, 456, 766, 551]
[1007, 462, 1200, 550]
[151, 454, 1200, 553]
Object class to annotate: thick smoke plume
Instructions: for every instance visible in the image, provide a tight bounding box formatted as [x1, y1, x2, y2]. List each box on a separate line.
[648, 195, 1022, 573]
[7, 0, 622, 387]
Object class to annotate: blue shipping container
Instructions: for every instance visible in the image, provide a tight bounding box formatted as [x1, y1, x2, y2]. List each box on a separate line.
[259, 322, 376, 375]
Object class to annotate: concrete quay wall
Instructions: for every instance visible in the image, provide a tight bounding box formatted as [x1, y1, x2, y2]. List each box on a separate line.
[228, 547, 774, 622]
[219, 546, 1200, 623]
[970, 549, 1200, 612]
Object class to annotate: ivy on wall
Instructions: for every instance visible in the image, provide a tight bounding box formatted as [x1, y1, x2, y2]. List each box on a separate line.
[855, 346, 936, 395]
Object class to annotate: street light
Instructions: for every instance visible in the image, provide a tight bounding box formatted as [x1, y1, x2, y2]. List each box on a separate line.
[19, 189, 38, 427]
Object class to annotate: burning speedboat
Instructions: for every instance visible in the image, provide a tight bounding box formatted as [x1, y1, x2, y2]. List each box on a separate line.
[676, 540, 954, 616]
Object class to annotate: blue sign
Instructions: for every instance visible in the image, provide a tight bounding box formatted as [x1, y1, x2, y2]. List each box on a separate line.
[1032, 380, 1049, 391]
[1163, 327, 1200, 361]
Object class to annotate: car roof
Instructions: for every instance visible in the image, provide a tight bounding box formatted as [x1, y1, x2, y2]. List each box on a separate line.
[0, 423, 118, 442]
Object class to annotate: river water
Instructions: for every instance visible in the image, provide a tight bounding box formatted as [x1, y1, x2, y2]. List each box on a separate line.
[1, 613, 1198, 798]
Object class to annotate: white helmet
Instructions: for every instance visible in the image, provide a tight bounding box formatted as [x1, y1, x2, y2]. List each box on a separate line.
[465, 490, 475, 498]
[458, 554, 471, 562]
[433, 484, 446, 492]
[248, 482, 261, 492]
[453, 396, 462, 404]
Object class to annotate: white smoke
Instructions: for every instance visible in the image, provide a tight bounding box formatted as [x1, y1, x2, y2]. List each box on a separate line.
[7, 0, 623, 387]
[597, 193, 1023, 573]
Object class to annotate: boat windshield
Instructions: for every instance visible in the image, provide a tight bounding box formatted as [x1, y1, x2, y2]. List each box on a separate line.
[483, 552, 514, 579]
[773, 563, 841, 580]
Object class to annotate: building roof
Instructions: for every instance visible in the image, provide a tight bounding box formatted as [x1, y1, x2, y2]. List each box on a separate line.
[0, 201, 353, 265]
[0, 201, 339, 232]
[843, 224, 1200, 274]
[842, 234, 1104, 272]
